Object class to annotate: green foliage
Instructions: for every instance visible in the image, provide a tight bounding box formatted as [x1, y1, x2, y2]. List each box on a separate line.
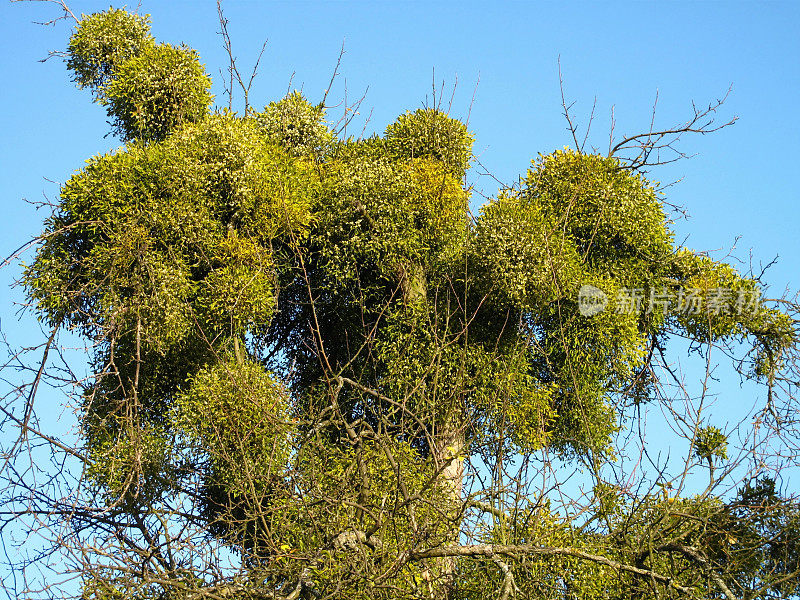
[459, 488, 794, 600]
[477, 150, 673, 307]
[694, 425, 728, 461]
[386, 108, 474, 177]
[175, 358, 294, 550]
[669, 248, 796, 379]
[708, 478, 800, 598]
[67, 9, 212, 142]
[529, 150, 674, 280]
[24, 112, 312, 343]
[473, 150, 676, 454]
[23, 111, 315, 509]
[67, 8, 153, 89]
[194, 231, 276, 334]
[375, 304, 554, 453]
[316, 151, 469, 285]
[255, 91, 334, 158]
[259, 435, 455, 597]
[16, 8, 800, 600]
[102, 43, 213, 141]
[457, 502, 619, 600]
[84, 419, 175, 502]
[170, 112, 316, 237]
[176, 358, 293, 474]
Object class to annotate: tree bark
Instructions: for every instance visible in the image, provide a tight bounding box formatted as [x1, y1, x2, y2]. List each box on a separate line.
[432, 426, 465, 600]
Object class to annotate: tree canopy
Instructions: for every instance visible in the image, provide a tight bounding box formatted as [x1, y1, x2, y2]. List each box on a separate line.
[3, 6, 800, 600]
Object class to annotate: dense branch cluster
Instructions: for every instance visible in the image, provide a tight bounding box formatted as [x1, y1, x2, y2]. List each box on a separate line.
[2, 6, 799, 600]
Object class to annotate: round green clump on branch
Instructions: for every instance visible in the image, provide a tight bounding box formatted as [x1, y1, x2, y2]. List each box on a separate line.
[66, 8, 154, 90]
[102, 43, 213, 141]
[255, 91, 334, 158]
[385, 107, 474, 177]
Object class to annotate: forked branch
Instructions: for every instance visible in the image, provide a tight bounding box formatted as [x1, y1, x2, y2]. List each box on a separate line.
[609, 87, 738, 170]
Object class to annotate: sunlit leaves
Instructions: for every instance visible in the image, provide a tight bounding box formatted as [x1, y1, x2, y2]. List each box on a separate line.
[18, 8, 800, 599]
[176, 358, 293, 481]
[694, 425, 728, 461]
[66, 8, 153, 90]
[256, 91, 334, 158]
[386, 108, 474, 178]
[102, 43, 213, 141]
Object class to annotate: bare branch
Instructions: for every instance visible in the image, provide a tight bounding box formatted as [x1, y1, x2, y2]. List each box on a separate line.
[609, 86, 738, 169]
[11, 0, 79, 26]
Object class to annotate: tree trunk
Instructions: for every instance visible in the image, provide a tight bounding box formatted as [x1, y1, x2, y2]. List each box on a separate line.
[432, 426, 465, 600]
[400, 260, 463, 599]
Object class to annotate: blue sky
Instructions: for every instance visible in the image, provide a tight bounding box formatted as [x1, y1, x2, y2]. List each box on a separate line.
[0, 0, 798, 594]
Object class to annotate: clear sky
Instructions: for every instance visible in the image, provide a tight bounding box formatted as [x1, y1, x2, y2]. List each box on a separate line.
[0, 1, 798, 594]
